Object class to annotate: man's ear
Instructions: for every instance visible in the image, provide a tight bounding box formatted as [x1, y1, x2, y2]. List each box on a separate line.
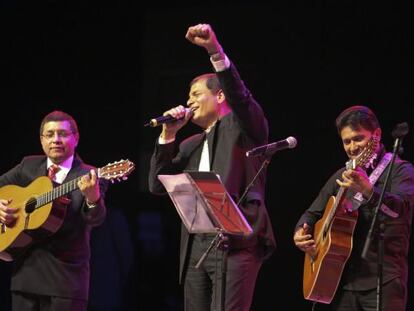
[74, 133, 80, 148]
[217, 89, 225, 104]
[373, 128, 382, 141]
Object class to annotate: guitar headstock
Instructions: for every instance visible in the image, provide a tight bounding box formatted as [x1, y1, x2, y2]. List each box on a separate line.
[97, 159, 135, 183]
[346, 135, 379, 170]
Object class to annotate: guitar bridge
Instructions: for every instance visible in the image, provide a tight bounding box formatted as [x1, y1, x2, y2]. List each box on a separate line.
[0, 222, 5, 234]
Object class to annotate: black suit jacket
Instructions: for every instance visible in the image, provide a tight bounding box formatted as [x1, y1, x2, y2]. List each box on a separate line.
[0, 155, 107, 300]
[149, 62, 276, 282]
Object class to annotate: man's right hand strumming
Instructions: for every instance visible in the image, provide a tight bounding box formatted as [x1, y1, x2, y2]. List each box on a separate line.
[0, 199, 17, 226]
[293, 223, 316, 255]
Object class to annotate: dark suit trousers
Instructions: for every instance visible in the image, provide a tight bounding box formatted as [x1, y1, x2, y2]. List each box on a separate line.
[12, 291, 87, 311]
[184, 234, 262, 311]
[331, 277, 407, 311]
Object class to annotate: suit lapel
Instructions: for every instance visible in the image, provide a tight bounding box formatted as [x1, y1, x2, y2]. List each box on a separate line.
[65, 156, 83, 182]
[184, 133, 206, 171]
[38, 159, 48, 178]
[207, 120, 220, 170]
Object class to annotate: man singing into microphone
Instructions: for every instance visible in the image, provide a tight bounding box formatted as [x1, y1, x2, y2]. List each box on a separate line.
[148, 23, 276, 311]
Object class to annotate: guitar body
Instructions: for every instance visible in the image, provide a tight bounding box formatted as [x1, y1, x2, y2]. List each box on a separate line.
[0, 177, 66, 261]
[303, 195, 358, 304]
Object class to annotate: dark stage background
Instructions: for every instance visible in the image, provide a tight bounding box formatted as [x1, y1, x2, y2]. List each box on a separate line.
[1, 2, 413, 310]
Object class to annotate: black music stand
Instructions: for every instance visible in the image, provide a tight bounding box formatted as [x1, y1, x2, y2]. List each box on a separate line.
[158, 171, 253, 311]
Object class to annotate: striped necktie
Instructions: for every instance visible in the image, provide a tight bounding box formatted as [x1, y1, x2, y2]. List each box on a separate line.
[48, 164, 60, 181]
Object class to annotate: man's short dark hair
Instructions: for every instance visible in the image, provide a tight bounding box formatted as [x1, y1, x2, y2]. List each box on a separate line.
[40, 110, 79, 135]
[335, 105, 380, 134]
[190, 73, 222, 95]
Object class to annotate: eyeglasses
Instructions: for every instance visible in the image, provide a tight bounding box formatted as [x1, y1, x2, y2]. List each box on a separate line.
[41, 130, 74, 140]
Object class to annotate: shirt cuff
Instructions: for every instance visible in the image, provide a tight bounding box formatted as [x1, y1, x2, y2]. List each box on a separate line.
[158, 136, 175, 145]
[380, 204, 399, 218]
[86, 200, 98, 209]
[210, 54, 231, 72]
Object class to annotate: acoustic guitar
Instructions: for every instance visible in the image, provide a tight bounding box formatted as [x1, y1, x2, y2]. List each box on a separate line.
[0, 159, 135, 261]
[303, 137, 378, 304]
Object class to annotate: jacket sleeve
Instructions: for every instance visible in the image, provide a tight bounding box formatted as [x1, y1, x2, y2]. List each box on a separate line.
[295, 169, 343, 232]
[81, 174, 109, 227]
[0, 161, 25, 187]
[366, 160, 414, 220]
[216, 62, 268, 145]
[148, 141, 184, 195]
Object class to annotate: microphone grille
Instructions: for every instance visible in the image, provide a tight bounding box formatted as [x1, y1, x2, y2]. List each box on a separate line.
[287, 136, 297, 148]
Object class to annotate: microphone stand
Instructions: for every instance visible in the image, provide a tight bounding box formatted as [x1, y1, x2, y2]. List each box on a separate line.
[237, 156, 271, 207]
[361, 122, 408, 311]
[194, 222, 229, 311]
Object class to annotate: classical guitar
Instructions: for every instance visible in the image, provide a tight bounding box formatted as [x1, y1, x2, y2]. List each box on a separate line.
[303, 137, 378, 304]
[0, 159, 135, 261]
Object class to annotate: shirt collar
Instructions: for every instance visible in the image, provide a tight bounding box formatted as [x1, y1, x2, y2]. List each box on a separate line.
[47, 155, 74, 173]
[205, 120, 218, 134]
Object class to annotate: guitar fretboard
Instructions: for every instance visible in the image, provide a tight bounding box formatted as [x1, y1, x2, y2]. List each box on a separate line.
[322, 186, 347, 238]
[35, 176, 82, 209]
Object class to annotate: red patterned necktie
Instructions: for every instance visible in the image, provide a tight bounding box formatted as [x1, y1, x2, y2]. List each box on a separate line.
[48, 164, 60, 181]
[48, 164, 70, 205]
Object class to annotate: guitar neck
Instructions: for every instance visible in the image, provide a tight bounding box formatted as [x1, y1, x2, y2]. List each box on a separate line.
[33, 160, 134, 210]
[35, 176, 82, 208]
[331, 186, 347, 216]
[322, 186, 349, 237]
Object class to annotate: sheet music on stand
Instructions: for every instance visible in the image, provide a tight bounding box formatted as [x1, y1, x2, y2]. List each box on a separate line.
[158, 171, 252, 236]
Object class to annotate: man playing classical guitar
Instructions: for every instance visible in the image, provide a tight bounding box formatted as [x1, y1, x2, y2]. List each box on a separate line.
[0, 111, 108, 311]
[293, 106, 414, 310]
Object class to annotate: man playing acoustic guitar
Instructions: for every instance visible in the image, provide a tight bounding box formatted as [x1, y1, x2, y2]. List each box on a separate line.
[294, 106, 414, 310]
[0, 110, 108, 311]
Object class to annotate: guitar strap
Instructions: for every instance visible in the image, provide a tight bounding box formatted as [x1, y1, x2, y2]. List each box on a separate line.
[352, 152, 398, 218]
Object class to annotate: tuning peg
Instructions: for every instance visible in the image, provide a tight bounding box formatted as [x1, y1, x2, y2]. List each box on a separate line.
[122, 176, 128, 180]
[111, 179, 115, 184]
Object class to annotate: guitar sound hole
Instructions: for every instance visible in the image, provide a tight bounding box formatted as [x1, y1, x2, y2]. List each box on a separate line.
[25, 198, 37, 214]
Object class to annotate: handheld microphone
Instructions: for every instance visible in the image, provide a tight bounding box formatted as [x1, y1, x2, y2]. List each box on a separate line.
[144, 108, 193, 127]
[246, 136, 297, 157]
